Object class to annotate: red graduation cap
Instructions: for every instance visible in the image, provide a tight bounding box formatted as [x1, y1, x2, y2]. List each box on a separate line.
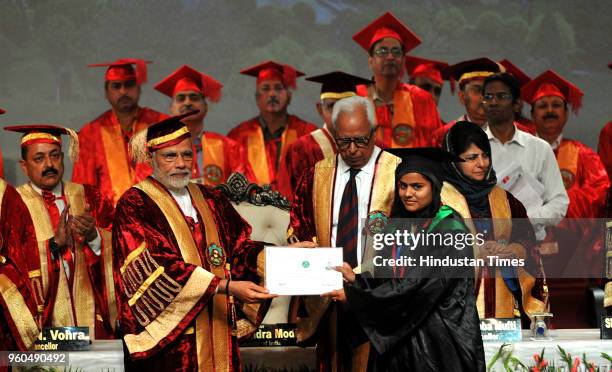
[446, 57, 501, 86]
[88, 58, 152, 85]
[499, 59, 531, 87]
[4, 124, 80, 161]
[405, 55, 454, 92]
[154, 65, 223, 103]
[521, 70, 583, 114]
[240, 60, 304, 90]
[0, 108, 4, 115]
[352, 12, 421, 53]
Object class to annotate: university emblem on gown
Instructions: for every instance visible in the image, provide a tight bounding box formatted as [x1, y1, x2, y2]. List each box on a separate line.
[392, 124, 413, 146]
[207, 243, 226, 267]
[204, 164, 223, 185]
[560, 168, 575, 189]
[365, 210, 388, 236]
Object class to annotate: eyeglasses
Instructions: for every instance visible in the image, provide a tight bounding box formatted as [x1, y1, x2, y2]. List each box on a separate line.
[373, 47, 404, 58]
[335, 130, 374, 150]
[158, 150, 194, 163]
[482, 92, 513, 103]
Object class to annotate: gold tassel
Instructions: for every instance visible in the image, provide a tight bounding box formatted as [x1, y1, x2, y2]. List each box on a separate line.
[64, 127, 80, 163]
[129, 127, 150, 164]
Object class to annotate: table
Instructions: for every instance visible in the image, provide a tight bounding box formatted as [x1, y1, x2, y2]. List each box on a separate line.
[24, 329, 611, 371]
[485, 329, 612, 371]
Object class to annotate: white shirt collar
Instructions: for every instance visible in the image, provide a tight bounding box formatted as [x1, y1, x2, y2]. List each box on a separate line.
[536, 132, 563, 150]
[31, 181, 62, 197]
[337, 146, 381, 176]
[485, 122, 527, 147]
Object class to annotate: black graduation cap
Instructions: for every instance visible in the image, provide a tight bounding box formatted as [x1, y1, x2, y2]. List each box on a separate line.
[385, 147, 462, 187]
[305, 71, 371, 100]
[446, 57, 501, 85]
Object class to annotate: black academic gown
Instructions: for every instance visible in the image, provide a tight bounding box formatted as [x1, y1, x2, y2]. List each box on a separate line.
[345, 206, 485, 372]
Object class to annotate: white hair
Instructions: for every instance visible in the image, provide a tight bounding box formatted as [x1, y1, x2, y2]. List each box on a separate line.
[331, 95, 376, 130]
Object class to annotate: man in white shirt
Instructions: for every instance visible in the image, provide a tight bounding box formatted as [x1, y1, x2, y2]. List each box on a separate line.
[481, 72, 569, 242]
[288, 96, 401, 371]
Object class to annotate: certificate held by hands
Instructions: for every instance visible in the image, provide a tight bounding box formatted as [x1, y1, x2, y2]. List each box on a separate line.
[264, 247, 343, 295]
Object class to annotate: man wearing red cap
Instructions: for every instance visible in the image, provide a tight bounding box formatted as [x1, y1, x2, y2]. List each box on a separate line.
[154, 65, 251, 186]
[228, 61, 317, 194]
[523, 70, 609, 220]
[523, 70, 610, 326]
[6, 124, 116, 339]
[0, 176, 43, 352]
[277, 71, 370, 199]
[73, 59, 167, 206]
[405, 55, 451, 108]
[113, 114, 278, 371]
[353, 12, 441, 148]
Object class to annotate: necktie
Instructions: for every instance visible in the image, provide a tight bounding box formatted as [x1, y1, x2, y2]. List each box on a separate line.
[42, 190, 74, 281]
[336, 168, 361, 268]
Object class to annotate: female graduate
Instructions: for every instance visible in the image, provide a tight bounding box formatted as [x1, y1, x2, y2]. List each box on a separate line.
[441, 121, 546, 322]
[337, 147, 486, 372]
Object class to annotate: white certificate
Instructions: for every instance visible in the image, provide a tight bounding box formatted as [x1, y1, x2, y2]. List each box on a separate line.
[264, 247, 343, 295]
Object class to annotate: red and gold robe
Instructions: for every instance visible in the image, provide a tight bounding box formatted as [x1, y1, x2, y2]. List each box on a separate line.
[72, 107, 167, 206]
[113, 178, 268, 371]
[277, 127, 337, 200]
[440, 182, 546, 321]
[430, 116, 536, 147]
[356, 82, 441, 148]
[288, 151, 400, 372]
[554, 138, 609, 219]
[228, 115, 317, 193]
[191, 131, 253, 186]
[17, 182, 116, 339]
[0, 179, 41, 352]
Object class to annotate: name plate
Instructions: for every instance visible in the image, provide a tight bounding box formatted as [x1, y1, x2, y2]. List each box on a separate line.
[479, 318, 522, 343]
[601, 316, 612, 339]
[240, 323, 297, 347]
[34, 327, 91, 351]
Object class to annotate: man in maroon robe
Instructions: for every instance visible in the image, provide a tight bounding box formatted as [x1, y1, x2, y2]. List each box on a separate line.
[113, 113, 277, 371]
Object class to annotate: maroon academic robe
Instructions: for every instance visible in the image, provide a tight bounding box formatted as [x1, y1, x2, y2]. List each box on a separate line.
[0, 180, 41, 353]
[228, 114, 318, 194]
[277, 127, 337, 200]
[17, 182, 116, 339]
[113, 178, 267, 371]
[356, 82, 441, 148]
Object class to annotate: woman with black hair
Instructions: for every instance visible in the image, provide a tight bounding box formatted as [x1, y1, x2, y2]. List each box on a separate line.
[440, 120, 547, 322]
[336, 147, 485, 372]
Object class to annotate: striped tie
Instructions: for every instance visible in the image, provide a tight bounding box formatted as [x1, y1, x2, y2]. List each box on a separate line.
[336, 168, 360, 268]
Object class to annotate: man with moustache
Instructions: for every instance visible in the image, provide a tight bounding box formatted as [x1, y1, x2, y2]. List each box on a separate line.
[277, 71, 371, 198]
[522, 71, 610, 326]
[228, 61, 317, 195]
[73, 58, 167, 206]
[522, 70, 609, 221]
[5, 124, 116, 339]
[499, 59, 536, 133]
[481, 73, 568, 242]
[154, 65, 251, 186]
[113, 113, 277, 371]
[288, 96, 401, 371]
[353, 12, 441, 148]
